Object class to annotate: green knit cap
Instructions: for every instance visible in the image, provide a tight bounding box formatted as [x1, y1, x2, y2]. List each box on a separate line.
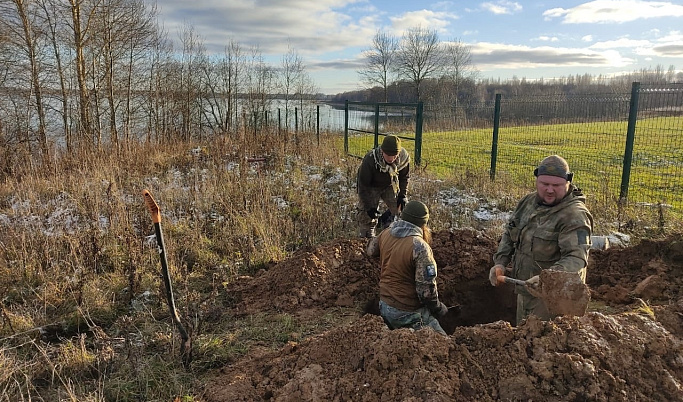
[401, 200, 429, 227]
[381, 135, 400, 156]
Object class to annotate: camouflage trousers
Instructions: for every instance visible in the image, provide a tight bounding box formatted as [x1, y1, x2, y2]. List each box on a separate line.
[379, 300, 446, 336]
[516, 292, 554, 325]
[356, 186, 399, 238]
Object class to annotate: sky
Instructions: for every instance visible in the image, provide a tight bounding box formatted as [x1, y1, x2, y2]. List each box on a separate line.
[153, 0, 683, 95]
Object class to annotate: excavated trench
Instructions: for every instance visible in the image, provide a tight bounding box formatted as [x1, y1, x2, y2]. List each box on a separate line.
[205, 228, 683, 402]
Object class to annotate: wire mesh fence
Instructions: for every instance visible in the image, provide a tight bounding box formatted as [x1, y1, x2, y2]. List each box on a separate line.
[343, 83, 683, 213]
[343, 101, 422, 161]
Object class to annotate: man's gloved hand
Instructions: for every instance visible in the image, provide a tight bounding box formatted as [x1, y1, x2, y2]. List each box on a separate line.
[366, 208, 380, 219]
[525, 275, 542, 297]
[396, 195, 407, 211]
[489, 264, 505, 286]
[432, 301, 449, 318]
[526, 275, 540, 287]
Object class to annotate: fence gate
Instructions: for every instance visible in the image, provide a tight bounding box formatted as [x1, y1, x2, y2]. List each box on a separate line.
[344, 101, 424, 165]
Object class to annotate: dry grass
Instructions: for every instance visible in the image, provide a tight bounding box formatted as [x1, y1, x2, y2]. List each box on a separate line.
[0, 130, 680, 400]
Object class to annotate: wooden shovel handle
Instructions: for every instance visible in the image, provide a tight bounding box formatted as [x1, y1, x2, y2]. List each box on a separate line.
[497, 275, 527, 286]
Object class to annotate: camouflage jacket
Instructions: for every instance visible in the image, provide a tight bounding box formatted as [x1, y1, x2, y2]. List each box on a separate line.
[493, 185, 593, 294]
[357, 147, 410, 205]
[366, 220, 441, 313]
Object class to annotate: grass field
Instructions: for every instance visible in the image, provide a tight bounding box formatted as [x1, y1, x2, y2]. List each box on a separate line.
[346, 115, 683, 223]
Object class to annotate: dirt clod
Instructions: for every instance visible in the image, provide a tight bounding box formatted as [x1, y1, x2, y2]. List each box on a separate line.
[537, 269, 591, 317]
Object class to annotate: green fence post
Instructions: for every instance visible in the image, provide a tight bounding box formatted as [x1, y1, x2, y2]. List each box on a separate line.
[619, 82, 640, 203]
[490, 94, 501, 180]
[415, 102, 424, 166]
[344, 100, 349, 153]
[374, 103, 380, 148]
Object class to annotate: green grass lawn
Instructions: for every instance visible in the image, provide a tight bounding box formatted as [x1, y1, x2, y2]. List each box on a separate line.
[344, 116, 683, 219]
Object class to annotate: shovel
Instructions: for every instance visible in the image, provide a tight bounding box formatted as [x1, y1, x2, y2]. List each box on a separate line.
[497, 269, 590, 317]
[143, 189, 192, 366]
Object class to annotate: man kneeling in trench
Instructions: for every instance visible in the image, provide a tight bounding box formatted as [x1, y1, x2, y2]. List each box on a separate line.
[366, 200, 448, 335]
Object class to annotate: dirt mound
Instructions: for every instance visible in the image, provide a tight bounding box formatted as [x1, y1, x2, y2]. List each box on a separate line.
[588, 237, 683, 305]
[228, 238, 378, 314]
[205, 229, 683, 401]
[205, 311, 682, 401]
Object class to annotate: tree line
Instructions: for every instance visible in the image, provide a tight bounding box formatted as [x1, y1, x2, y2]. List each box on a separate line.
[0, 0, 316, 165]
[331, 27, 682, 106]
[1, 1, 681, 167]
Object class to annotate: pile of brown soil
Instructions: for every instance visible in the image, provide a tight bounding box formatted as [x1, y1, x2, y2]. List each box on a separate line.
[204, 229, 683, 401]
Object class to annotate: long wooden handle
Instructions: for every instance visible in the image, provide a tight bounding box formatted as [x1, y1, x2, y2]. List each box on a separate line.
[142, 189, 192, 367]
[497, 275, 527, 286]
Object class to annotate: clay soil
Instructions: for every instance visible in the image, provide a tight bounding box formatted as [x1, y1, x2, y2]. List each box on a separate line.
[202, 228, 683, 401]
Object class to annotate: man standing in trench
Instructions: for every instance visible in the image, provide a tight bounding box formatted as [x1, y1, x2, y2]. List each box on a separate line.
[367, 200, 448, 336]
[489, 155, 593, 325]
[356, 135, 410, 238]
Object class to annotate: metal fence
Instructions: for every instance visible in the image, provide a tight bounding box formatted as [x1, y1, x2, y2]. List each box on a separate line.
[343, 82, 683, 213]
[343, 101, 423, 162]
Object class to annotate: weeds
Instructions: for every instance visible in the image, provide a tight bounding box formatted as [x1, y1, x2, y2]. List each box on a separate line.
[1, 131, 681, 400]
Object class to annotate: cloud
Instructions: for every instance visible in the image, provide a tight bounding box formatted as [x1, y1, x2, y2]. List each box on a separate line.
[156, 0, 373, 55]
[582, 35, 594, 42]
[543, 0, 683, 24]
[588, 30, 683, 57]
[652, 32, 683, 56]
[536, 36, 559, 42]
[657, 30, 683, 42]
[471, 42, 633, 70]
[481, 1, 523, 15]
[309, 57, 367, 71]
[432, 1, 456, 12]
[388, 10, 458, 34]
[651, 44, 683, 56]
[590, 38, 652, 49]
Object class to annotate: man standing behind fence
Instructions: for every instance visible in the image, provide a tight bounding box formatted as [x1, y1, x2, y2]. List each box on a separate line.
[356, 135, 410, 238]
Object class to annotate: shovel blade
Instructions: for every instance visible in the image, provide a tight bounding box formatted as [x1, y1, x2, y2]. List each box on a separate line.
[498, 271, 590, 317]
[538, 270, 590, 317]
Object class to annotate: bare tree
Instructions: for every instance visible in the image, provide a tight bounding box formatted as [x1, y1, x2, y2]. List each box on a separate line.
[0, 7, 25, 174]
[178, 24, 204, 141]
[666, 65, 677, 83]
[395, 26, 444, 101]
[144, 21, 173, 143]
[1, 0, 49, 159]
[219, 39, 244, 134]
[118, 0, 157, 145]
[243, 46, 274, 137]
[197, 42, 247, 137]
[358, 30, 397, 102]
[443, 38, 477, 108]
[67, 0, 100, 145]
[36, 0, 75, 151]
[278, 45, 305, 129]
[293, 64, 316, 140]
[197, 54, 223, 134]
